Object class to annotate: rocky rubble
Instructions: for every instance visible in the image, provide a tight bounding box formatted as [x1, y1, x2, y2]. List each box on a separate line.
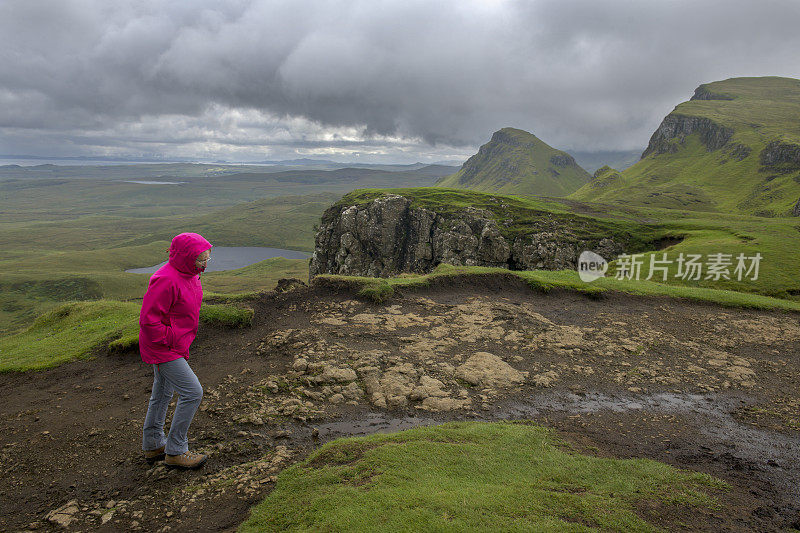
[221, 294, 790, 431]
[241, 294, 787, 427]
[34, 446, 292, 532]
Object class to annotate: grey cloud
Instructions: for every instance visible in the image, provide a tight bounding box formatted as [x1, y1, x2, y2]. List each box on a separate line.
[1, 0, 799, 160]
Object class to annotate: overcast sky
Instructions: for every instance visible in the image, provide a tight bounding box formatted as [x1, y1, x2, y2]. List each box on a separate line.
[1, 0, 799, 164]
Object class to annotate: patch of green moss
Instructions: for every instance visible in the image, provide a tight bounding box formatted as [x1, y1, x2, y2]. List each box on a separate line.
[240, 421, 728, 532]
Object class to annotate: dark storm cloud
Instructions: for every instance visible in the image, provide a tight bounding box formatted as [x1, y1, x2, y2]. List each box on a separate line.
[1, 0, 799, 160]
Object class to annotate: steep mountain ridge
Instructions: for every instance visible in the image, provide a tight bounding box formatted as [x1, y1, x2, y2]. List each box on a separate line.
[436, 128, 591, 197]
[571, 76, 800, 216]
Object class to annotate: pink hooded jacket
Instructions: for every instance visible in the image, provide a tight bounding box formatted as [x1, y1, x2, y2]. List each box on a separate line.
[139, 233, 212, 365]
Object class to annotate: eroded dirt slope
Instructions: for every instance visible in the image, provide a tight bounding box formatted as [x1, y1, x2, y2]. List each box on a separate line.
[1, 274, 799, 532]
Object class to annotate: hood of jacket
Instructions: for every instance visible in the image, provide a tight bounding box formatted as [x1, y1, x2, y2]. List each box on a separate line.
[168, 232, 212, 276]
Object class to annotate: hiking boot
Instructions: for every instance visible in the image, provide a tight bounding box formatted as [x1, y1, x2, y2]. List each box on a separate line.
[165, 450, 207, 470]
[144, 445, 166, 464]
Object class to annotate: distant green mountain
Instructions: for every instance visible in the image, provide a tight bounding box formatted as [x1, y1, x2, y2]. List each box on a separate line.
[571, 76, 800, 216]
[570, 150, 642, 174]
[435, 128, 591, 197]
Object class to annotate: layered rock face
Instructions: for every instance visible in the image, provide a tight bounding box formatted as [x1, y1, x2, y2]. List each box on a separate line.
[640, 84, 738, 159]
[641, 114, 734, 158]
[308, 194, 625, 279]
[690, 85, 734, 101]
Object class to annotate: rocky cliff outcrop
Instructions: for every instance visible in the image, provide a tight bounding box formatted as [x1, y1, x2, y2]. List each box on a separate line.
[792, 198, 800, 217]
[690, 85, 734, 101]
[641, 114, 734, 158]
[308, 194, 626, 279]
[549, 154, 577, 168]
[760, 140, 800, 169]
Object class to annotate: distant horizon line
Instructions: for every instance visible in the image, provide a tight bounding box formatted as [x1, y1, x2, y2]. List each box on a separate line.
[0, 154, 465, 167]
[0, 147, 642, 168]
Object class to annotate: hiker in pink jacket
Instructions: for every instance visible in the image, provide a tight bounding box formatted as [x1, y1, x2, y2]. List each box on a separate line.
[140, 232, 212, 469]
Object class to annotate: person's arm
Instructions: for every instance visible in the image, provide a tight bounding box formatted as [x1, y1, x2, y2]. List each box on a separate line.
[139, 276, 177, 348]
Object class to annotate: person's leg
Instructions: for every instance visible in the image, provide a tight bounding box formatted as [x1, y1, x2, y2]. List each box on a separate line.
[156, 357, 203, 456]
[142, 363, 174, 451]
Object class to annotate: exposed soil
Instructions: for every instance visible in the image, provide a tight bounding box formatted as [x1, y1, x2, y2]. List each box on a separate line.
[1, 273, 799, 532]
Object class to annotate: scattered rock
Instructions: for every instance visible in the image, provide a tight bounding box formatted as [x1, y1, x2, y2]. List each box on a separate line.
[329, 393, 345, 404]
[316, 365, 357, 383]
[274, 278, 307, 292]
[455, 352, 524, 389]
[531, 371, 559, 387]
[101, 510, 115, 524]
[341, 382, 364, 401]
[45, 500, 79, 528]
[409, 376, 449, 401]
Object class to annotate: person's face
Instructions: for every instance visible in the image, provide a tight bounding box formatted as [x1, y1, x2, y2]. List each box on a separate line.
[195, 250, 211, 271]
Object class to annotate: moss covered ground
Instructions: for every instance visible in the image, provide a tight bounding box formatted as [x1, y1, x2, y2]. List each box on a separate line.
[240, 422, 727, 532]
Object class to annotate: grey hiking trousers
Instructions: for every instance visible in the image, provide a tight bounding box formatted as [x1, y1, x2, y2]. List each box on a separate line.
[142, 356, 203, 456]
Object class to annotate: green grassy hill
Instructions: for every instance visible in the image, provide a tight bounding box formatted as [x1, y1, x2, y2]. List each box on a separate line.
[571, 76, 800, 216]
[436, 128, 591, 197]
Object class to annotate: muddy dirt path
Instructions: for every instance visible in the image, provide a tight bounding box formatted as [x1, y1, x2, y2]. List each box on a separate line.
[1, 274, 799, 532]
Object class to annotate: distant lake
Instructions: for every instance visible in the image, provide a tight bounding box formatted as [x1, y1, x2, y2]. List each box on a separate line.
[124, 180, 186, 185]
[126, 246, 311, 274]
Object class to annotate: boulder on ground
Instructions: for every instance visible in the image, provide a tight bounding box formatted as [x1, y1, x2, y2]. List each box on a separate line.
[455, 352, 524, 388]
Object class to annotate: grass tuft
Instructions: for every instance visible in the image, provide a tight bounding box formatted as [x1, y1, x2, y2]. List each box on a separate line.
[524, 277, 555, 293]
[199, 304, 254, 328]
[107, 333, 139, 353]
[356, 280, 395, 303]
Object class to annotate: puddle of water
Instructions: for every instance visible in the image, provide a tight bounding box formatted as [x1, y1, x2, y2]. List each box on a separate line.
[307, 391, 800, 495]
[126, 246, 311, 273]
[499, 391, 800, 492]
[315, 412, 440, 440]
[501, 391, 713, 416]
